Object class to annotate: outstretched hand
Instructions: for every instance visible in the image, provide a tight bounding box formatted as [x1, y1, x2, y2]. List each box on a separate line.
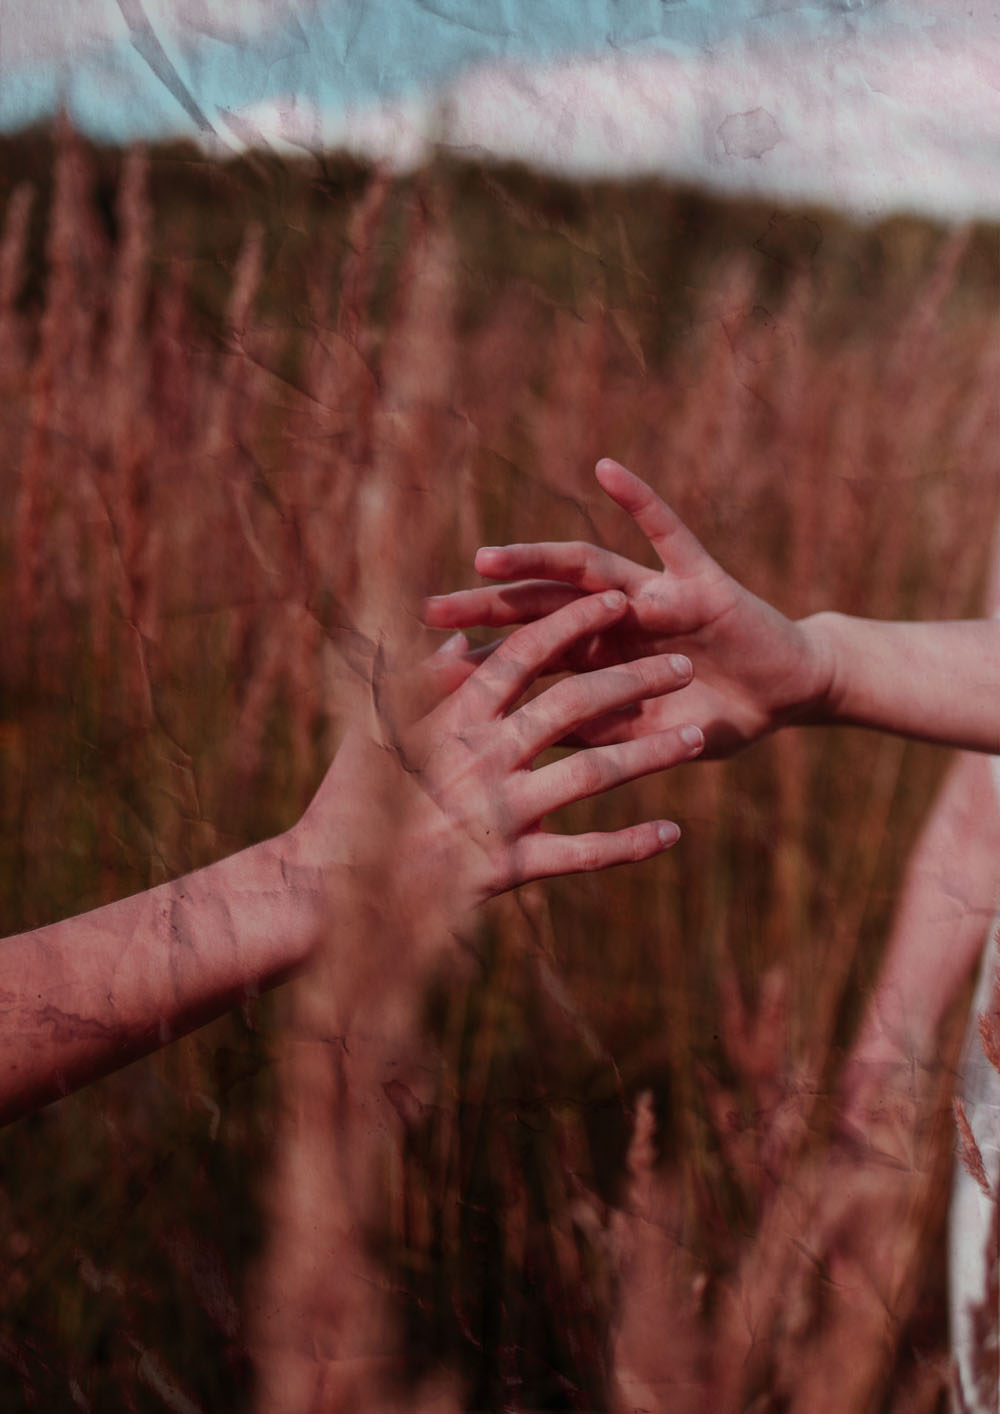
[425, 460, 834, 758]
[295, 589, 704, 935]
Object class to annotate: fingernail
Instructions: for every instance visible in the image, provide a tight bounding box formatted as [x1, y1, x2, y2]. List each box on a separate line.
[436, 631, 468, 656]
[601, 590, 626, 609]
[477, 546, 500, 555]
[670, 654, 692, 679]
[657, 822, 680, 846]
[680, 725, 704, 752]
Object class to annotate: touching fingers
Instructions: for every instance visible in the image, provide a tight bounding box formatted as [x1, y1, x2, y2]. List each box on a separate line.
[460, 590, 629, 716]
[506, 652, 693, 760]
[474, 540, 647, 593]
[406, 632, 480, 716]
[423, 580, 582, 630]
[594, 458, 711, 577]
[511, 819, 680, 885]
[518, 724, 704, 822]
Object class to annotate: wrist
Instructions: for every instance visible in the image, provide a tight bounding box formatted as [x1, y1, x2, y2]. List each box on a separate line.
[287, 733, 481, 980]
[792, 610, 845, 727]
[251, 827, 331, 976]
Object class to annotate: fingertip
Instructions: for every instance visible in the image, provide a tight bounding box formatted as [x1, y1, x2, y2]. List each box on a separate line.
[679, 724, 704, 757]
[599, 589, 627, 612]
[478, 548, 503, 576]
[669, 653, 693, 683]
[596, 459, 650, 513]
[435, 631, 469, 657]
[594, 458, 621, 491]
[595, 457, 636, 488]
[421, 594, 449, 624]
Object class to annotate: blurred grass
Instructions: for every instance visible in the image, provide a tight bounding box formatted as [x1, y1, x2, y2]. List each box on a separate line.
[0, 124, 996, 1410]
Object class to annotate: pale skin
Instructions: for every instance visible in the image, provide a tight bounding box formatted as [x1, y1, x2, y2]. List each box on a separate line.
[425, 458, 1000, 760]
[0, 588, 704, 1125]
[425, 456, 1000, 1105]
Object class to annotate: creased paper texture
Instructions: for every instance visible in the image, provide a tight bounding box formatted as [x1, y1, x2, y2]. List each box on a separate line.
[0, 3, 997, 1410]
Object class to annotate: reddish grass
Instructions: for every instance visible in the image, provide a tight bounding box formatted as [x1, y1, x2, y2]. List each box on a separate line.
[0, 126, 997, 1410]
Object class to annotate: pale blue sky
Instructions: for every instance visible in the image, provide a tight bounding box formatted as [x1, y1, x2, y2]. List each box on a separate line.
[1, 1, 997, 217]
[0, 1, 958, 141]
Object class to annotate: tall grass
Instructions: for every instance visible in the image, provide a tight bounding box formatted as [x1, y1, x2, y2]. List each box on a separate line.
[0, 125, 997, 1410]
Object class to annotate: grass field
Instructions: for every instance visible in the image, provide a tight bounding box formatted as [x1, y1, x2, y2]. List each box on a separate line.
[0, 124, 997, 1411]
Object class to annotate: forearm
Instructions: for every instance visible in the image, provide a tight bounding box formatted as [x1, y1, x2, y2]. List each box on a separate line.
[0, 829, 327, 1122]
[0, 729, 467, 1123]
[801, 613, 1000, 753]
[848, 751, 1000, 1074]
[833, 751, 1000, 1173]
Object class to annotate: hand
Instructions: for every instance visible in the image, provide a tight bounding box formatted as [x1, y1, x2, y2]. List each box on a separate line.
[424, 459, 834, 757]
[293, 589, 704, 928]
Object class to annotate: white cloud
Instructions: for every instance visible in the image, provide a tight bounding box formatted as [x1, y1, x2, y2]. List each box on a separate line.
[229, 88, 431, 169]
[15, 0, 995, 220]
[0, 0, 124, 67]
[231, 21, 1000, 220]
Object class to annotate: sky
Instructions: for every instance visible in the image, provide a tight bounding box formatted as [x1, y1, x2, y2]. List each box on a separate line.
[1, 0, 999, 220]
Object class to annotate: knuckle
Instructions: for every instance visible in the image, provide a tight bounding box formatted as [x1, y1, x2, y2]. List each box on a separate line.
[565, 600, 607, 638]
[570, 752, 608, 796]
[550, 591, 606, 637]
[629, 827, 653, 863]
[501, 617, 544, 657]
[575, 839, 603, 873]
[637, 730, 669, 763]
[626, 658, 663, 694]
[486, 646, 530, 688]
[547, 677, 585, 721]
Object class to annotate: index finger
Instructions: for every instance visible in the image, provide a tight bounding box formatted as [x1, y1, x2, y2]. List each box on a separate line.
[595, 459, 712, 577]
[473, 541, 647, 593]
[459, 591, 628, 717]
[423, 579, 583, 630]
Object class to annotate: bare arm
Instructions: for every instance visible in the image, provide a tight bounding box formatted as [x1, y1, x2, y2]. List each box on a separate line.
[803, 613, 1000, 753]
[0, 593, 702, 1123]
[0, 830, 324, 1122]
[841, 750, 1000, 1107]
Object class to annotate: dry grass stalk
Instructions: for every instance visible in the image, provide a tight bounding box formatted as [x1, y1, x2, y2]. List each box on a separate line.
[1, 133, 998, 1409]
[0, 181, 33, 387]
[610, 1091, 706, 1414]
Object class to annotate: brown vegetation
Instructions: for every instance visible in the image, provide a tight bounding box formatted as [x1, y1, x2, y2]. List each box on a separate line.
[0, 125, 997, 1410]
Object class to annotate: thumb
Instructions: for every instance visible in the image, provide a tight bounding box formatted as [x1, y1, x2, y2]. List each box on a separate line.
[595, 459, 713, 577]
